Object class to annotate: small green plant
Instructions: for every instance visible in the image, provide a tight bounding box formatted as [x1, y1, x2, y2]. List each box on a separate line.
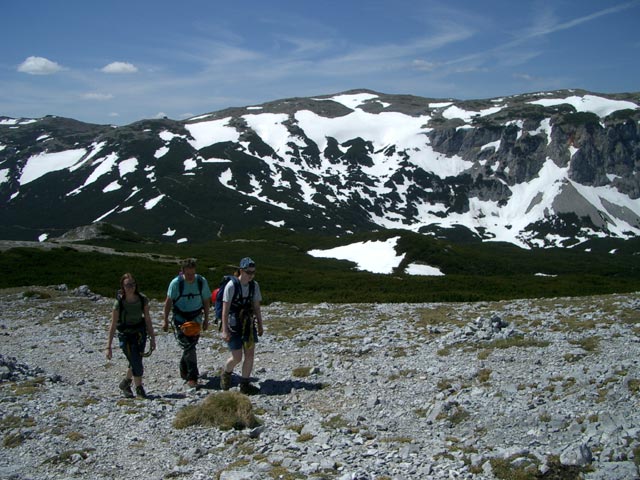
[173, 392, 260, 430]
[627, 379, 640, 394]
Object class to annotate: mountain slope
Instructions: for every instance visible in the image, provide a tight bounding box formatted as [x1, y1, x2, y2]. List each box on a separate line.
[1, 89, 639, 248]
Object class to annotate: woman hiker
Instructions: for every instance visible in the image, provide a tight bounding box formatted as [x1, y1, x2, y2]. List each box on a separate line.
[106, 273, 156, 398]
[220, 257, 264, 394]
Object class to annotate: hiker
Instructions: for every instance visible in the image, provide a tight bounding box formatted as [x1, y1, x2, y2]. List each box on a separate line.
[162, 258, 211, 388]
[220, 257, 264, 394]
[106, 273, 156, 399]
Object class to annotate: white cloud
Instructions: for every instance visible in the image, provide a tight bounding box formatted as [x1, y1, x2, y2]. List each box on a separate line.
[81, 92, 114, 101]
[17, 56, 64, 75]
[101, 62, 138, 74]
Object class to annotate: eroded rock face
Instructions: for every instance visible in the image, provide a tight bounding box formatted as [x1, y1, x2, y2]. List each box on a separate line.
[0, 287, 639, 479]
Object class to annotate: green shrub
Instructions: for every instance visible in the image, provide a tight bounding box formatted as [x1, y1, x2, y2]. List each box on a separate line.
[173, 392, 260, 430]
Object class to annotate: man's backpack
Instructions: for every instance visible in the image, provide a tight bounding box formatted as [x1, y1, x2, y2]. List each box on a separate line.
[214, 275, 255, 321]
[116, 290, 147, 332]
[172, 274, 204, 320]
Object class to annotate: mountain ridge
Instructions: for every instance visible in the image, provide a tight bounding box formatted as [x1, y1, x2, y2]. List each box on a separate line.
[1, 88, 639, 248]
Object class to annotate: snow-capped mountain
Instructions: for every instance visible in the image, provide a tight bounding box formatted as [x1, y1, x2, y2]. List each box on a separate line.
[1, 88, 639, 248]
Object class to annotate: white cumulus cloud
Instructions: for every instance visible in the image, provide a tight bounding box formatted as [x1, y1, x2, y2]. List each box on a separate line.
[17, 56, 64, 75]
[101, 61, 138, 74]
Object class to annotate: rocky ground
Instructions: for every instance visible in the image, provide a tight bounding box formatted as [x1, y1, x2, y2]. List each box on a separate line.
[1, 285, 639, 480]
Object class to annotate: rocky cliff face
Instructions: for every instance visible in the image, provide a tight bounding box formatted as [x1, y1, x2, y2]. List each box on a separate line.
[0, 89, 639, 248]
[1, 286, 639, 479]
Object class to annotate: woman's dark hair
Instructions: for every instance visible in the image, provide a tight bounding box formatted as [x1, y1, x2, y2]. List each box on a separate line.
[120, 273, 140, 296]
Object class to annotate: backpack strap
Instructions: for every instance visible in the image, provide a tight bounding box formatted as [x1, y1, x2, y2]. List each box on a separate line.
[117, 291, 146, 330]
[229, 278, 255, 312]
[172, 275, 204, 320]
[173, 275, 204, 304]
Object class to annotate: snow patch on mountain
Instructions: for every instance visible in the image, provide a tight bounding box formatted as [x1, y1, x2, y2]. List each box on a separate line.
[529, 94, 638, 118]
[309, 236, 405, 274]
[185, 118, 240, 149]
[144, 194, 165, 210]
[67, 152, 120, 196]
[19, 148, 86, 186]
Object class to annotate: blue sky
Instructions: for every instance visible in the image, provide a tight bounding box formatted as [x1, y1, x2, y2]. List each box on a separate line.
[2, 0, 639, 126]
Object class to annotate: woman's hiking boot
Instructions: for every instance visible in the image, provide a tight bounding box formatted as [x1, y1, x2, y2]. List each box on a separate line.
[119, 378, 134, 398]
[186, 379, 198, 389]
[135, 385, 147, 398]
[220, 369, 231, 391]
[240, 382, 260, 395]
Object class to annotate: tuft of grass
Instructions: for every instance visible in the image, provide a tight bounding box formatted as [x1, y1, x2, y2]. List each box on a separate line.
[321, 414, 349, 431]
[292, 366, 312, 378]
[10, 377, 47, 396]
[476, 337, 550, 350]
[23, 289, 52, 299]
[66, 432, 85, 441]
[3, 432, 27, 448]
[476, 368, 492, 384]
[268, 464, 306, 479]
[569, 336, 600, 352]
[173, 392, 260, 430]
[628, 379, 640, 394]
[296, 432, 314, 442]
[0, 415, 36, 431]
[43, 449, 95, 465]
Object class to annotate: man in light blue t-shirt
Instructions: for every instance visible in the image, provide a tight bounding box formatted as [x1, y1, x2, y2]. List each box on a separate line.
[163, 258, 211, 388]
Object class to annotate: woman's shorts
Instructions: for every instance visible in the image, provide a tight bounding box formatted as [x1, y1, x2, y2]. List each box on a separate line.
[227, 327, 258, 351]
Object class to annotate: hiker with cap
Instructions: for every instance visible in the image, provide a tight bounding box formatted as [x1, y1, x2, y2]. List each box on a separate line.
[106, 273, 156, 398]
[162, 258, 211, 389]
[220, 257, 264, 394]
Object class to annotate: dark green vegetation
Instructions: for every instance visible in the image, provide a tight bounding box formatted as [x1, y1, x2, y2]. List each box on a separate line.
[1, 224, 639, 303]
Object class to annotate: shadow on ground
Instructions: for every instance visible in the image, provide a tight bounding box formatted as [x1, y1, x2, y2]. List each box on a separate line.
[198, 375, 323, 395]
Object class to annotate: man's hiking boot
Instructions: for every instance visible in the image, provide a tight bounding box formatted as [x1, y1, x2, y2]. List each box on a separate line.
[135, 385, 147, 399]
[220, 370, 232, 391]
[240, 382, 260, 395]
[119, 378, 134, 398]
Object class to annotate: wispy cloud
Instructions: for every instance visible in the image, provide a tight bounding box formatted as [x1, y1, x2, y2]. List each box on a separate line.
[523, 0, 640, 39]
[437, 1, 640, 74]
[17, 56, 64, 75]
